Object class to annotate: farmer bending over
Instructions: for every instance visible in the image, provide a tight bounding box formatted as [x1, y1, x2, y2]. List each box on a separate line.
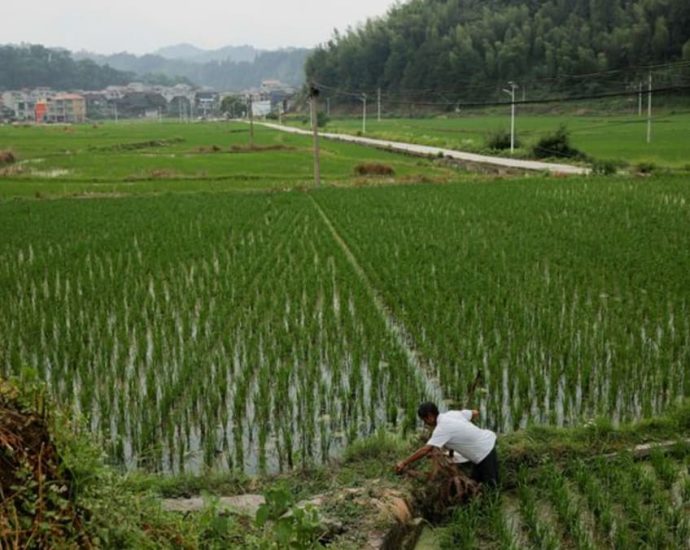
[395, 402, 499, 488]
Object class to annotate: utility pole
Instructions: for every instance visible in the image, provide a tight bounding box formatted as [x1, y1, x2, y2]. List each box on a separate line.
[638, 81, 643, 117]
[113, 102, 118, 123]
[361, 93, 367, 134]
[247, 95, 254, 147]
[326, 97, 330, 116]
[646, 72, 652, 144]
[502, 82, 518, 154]
[309, 84, 321, 187]
[377, 88, 381, 122]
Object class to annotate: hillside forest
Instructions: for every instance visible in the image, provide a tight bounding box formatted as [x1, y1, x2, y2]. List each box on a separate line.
[305, 0, 690, 101]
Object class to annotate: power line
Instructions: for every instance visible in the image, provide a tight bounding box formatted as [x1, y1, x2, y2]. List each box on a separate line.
[312, 60, 690, 100]
[313, 82, 690, 109]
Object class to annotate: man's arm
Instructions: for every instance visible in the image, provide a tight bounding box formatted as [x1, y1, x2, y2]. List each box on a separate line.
[395, 445, 434, 474]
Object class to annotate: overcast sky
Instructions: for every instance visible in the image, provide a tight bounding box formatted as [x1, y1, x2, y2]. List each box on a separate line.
[5, 0, 399, 54]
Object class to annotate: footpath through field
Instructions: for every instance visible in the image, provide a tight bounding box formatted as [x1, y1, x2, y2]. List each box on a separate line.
[257, 121, 590, 175]
[309, 195, 446, 405]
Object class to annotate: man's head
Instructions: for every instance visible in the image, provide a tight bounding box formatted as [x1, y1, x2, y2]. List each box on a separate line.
[417, 402, 439, 428]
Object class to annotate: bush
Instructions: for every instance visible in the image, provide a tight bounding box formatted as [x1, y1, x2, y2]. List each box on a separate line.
[591, 160, 617, 176]
[317, 112, 329, 128]
[485, 129, 518, 151]
[532, 125, 583, 160]
[354, 163, 395, 176]
[635, 162, 656, 174]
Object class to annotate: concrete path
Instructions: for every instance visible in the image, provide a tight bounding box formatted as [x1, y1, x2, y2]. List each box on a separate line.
[257, 122, 590, 175]
[162, 494, 265, 515]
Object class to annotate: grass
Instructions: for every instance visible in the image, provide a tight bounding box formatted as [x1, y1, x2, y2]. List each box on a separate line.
[293, 111, 690, 167]
[0, 120, 454, 199]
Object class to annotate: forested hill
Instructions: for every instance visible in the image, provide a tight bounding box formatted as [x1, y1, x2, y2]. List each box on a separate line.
[76, 48, 312, 90]
[0, 45, 189, 90]
[0, 45, 134, 90]
[305, 0, 690, 101]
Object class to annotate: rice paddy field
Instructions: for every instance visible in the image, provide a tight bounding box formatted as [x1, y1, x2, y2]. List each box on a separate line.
[440, 445, 690, 549]
[0, 121, 689, 480]
[299, 111, 690, 168]
[0, 120, 453, 198]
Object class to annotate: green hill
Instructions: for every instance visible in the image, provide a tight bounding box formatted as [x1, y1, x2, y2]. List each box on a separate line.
[306, 0, 690, 101]
[0, 44, 133, 90]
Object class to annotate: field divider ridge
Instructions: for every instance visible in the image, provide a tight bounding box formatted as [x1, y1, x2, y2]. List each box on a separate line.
[251, 121, 589, 175]
[308, 194, 445, 404]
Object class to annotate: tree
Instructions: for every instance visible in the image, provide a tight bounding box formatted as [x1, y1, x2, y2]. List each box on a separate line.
[220, 95, 247, 118]
[305, 0, 690, 103]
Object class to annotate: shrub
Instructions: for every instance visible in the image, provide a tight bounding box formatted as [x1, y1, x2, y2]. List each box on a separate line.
[635, 162, 656, 174]
[354, 163, 395, 176]
[317, 112, 329, 128]
[532, 125, 583, 160]
[485, 129, 518, 151]
[591, 160, 617, 176]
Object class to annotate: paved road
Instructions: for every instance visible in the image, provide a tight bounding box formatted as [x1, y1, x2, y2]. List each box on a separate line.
[258, 122, 590, 175]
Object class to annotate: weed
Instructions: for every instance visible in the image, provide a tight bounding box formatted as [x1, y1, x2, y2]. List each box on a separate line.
[591, 159, 617, 175]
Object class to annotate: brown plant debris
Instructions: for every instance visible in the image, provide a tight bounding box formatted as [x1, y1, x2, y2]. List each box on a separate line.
[0, 381, 88, 548]
[0, 150, 17, 165]
[354, 163, 396, 177]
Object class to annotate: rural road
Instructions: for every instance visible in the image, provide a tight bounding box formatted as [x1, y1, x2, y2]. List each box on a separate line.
[257, 121, 590, 175]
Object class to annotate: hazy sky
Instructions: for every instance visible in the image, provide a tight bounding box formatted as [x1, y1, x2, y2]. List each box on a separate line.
[5, 0, 399, 54]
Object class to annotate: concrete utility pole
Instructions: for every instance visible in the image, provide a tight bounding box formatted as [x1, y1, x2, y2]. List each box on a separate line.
[502, 82, 518, 154]
[638, 81, 643, 117]
[247, 95, 254, 147]
[361, 93, 367, 134]
[647, 72, 652, 144]
[113, 102, 118, 123]
[377, 88, 381, 122]
[309, 84, 321, 187]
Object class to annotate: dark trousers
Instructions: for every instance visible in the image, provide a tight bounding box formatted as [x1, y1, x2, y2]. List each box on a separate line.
[473, 447, 499, 488]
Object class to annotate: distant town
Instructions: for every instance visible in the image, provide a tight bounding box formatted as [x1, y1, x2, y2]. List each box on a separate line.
[0, 79, 296, 123]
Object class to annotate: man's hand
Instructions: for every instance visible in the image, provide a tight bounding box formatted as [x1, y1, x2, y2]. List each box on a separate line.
[395, 446, 434, 475]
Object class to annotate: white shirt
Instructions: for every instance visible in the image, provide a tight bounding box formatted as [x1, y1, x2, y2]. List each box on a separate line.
[427, 410, 497, 464]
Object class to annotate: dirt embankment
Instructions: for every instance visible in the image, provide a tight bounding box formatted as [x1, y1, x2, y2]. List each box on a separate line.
[0, 382, 88, 548]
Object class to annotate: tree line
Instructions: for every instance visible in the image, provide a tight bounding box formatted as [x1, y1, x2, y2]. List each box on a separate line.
[305, 0, 690, 103]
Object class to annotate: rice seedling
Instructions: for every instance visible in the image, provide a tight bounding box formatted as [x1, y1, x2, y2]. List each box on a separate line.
[516, 467, 560, 550]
